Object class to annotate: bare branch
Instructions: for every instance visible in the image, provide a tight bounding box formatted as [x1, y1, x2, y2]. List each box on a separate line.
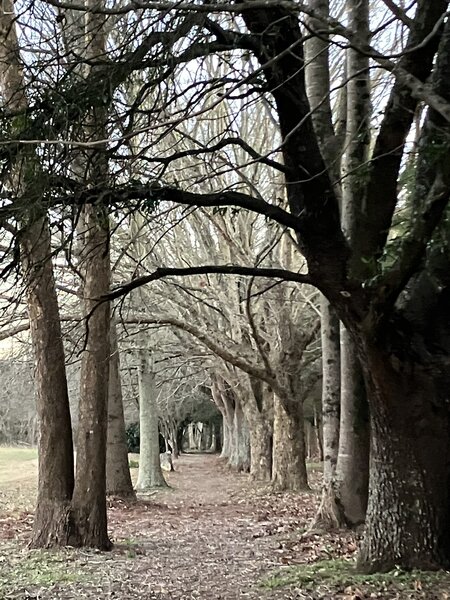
[105, 265, 312, 302]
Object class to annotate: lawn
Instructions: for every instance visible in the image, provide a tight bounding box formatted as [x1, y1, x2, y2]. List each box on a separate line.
[0, 446, 38, 513]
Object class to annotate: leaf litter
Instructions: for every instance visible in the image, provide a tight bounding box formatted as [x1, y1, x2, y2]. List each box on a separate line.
[0, 454, 449, 599]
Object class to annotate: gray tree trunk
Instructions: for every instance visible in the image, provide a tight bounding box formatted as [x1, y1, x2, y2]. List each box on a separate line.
[314, 297, 343, 528]
[335, 326, 369, 525]
[229, 398, 250, 472]
[272, 395, 308, 491]
[135, 351, 167, 490]
[106, 322, 135, 500]
[335, 0, 371, 526]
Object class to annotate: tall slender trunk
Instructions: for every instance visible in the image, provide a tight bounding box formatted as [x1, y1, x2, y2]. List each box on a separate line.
[24, 220, 75, 547]
[335, 327, 369, 525]
[272, 396, 308, 491]
[331, 0, 371, 527]
[106, 322, 135, 500]
[70, 205, 111, 549]
[69, 0, 113, 549]
[0, 5, 74, 548]
[358, 345, 450, 572]
[314, 297, 343, 528]
[135, 351, 167, 490]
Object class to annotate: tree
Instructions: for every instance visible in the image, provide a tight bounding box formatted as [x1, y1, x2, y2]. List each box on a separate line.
[0, 0, 75, 548]
[2, 0, 450, 572]
[106, 321, 136, 499]
[135, 350, 168, 490]
[103, 0, 450, 570]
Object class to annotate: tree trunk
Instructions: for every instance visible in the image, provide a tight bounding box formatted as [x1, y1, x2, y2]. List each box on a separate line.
[106, 322, 135, 500]
[358, 346, 450, 572]
[0, 1, 75, 549]
[249, 417, 272, 482]
[24, 219, 75, 548]
[135, 351, 167, 490]
[272, 396, 308, 491]
[314, 297, 343, 528]
[335, 327, 369, 526]
[229, 399, 250, 472]
[221, 421, 231, 459]
[170, 424, 179, 458]
[314, 405, 324, 462]
[70, 205, 111, 550]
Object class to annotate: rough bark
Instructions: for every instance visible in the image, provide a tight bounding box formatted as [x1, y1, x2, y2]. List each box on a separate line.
[0, 4, 74, 548]
[24, 219, 75, 547]
[249, 418, 272, 482]
[272, 396, 308, 491]
[358, 346, 450, 572]
[106, 322, 135, 500]
[244, 379, 273, 482]
[229, 398, 250, 472]
[70, 204, 111, 549]
[135, 351, 168, 490]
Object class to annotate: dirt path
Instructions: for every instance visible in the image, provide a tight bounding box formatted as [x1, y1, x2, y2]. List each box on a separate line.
[106, 453, 322, 599]
[4, 454, 445, 599]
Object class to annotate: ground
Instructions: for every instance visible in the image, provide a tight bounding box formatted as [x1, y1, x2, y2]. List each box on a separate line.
[0, 450, 449, 599]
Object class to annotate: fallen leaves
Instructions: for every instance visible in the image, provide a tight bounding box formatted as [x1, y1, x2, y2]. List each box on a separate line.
[0, 455, 449, 599]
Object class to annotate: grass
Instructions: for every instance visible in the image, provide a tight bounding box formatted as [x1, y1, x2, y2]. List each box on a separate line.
[262, 558, 449, 594]
[0, 545, 87, 596]
[0, 447, 37, 485]
[0, 447, 38, 512]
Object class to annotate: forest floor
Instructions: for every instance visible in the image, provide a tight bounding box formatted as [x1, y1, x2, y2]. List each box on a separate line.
[0, 451, 450, 599]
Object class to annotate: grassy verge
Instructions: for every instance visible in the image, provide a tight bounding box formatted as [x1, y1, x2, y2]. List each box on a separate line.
[262, 558, 450, 596]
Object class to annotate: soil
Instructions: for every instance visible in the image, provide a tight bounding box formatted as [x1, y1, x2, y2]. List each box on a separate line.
[1, 454, 449, 599]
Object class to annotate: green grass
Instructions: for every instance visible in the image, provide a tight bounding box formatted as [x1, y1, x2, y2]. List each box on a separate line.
[0, 447, 37, 483]
[262, 558, 448, 593]
[0, 447, 38, 511]
[0, 546, 87, 595]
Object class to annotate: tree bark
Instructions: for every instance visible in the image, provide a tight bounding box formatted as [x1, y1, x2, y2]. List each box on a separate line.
[70, 205, 111, 549]
[135, 351, 168, 490]
[335, 327, 369, 526]
[0, 5, 74, 548]
[358, 346, 450, 572]
[24, 219, 75, 548]
[249, 417, 272, 482]
[314, 297, 343, 528]
[272, 396, 308, 491]
[221, 421, 231, 459]
[243, 379, 273, 481]
[229, 398, 250, 472]
[106, 322, 135, 500]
